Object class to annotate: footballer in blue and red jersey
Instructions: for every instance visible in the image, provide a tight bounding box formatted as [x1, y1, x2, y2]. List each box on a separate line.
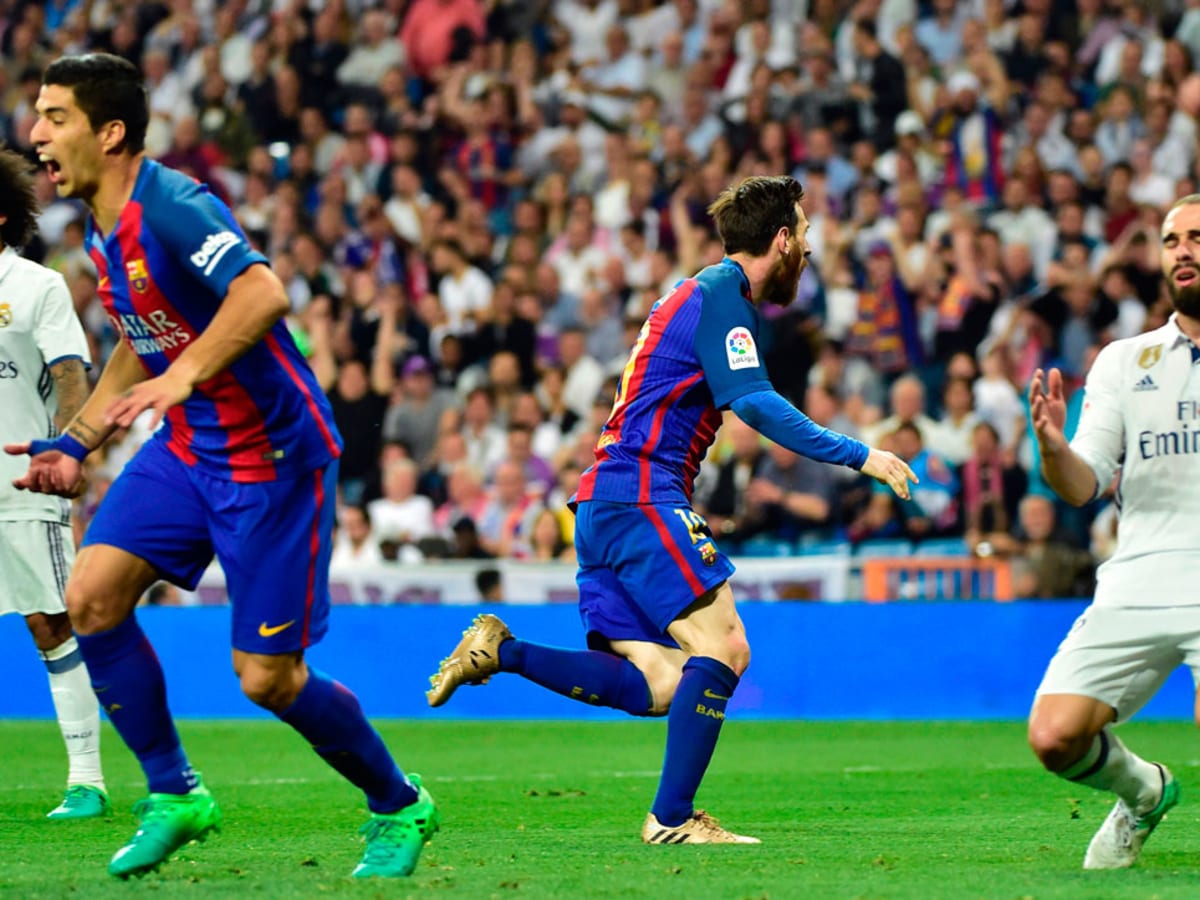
[82, 159, 343, 653]
[573, 256, 867, 648]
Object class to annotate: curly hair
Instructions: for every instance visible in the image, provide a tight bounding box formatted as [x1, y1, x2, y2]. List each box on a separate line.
[0, 148, 39, 249]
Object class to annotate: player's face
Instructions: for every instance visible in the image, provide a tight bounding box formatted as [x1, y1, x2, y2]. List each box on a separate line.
[30, 84, 105, 201]
[761, 203, 810, 307]
[1162, 203, 1200, 319]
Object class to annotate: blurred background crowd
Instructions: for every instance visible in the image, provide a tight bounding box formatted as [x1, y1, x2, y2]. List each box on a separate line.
[3, 0, 1184, 598]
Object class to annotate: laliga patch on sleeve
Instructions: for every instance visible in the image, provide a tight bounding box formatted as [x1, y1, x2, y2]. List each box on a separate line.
[725, 327, 760, 370]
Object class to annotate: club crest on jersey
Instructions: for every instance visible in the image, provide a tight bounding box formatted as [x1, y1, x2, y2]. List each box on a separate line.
[1138, 345, 1163, 369]
[725, 327, 760, 370]
[0, 303, 10, 327]
[125, 259, 149, 293]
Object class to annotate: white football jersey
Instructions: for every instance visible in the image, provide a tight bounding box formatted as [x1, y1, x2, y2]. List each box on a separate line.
[0, 246, 91, 522]
[1071, 315, 1200, 606]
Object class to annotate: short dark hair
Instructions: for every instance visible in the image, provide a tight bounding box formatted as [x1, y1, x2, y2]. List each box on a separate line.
[0, 148, 39, 248]
[43, 53, 148, 155]
[707, 175, 804, 256]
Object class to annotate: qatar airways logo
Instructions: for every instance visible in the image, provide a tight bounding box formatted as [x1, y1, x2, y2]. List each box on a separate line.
[110, 311, 192, 355]
[190, 231, 239, 275]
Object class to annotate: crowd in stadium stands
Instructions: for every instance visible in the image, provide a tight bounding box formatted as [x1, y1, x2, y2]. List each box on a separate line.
[5, 0, 1193, 599]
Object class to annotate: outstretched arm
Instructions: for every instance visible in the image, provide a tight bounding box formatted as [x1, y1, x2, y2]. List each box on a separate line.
[731, 390, 917, 500]
[5, 340, 149, 495]
[104, 263, 289, 429]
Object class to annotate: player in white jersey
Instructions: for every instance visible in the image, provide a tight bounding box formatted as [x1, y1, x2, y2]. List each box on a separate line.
[1025, 194, 1200, 869]
[0, 148, 107, 818]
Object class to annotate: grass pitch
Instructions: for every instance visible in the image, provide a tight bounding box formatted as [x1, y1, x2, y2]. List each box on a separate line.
[1, 719, 1198, 898]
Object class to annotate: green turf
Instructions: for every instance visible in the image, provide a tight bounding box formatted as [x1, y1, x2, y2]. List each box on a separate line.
[1, 719, 1197, 898]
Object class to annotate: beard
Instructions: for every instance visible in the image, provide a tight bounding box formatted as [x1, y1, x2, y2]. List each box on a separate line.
[1169, 269, 1200, 318]
[761, 249, 807, 307]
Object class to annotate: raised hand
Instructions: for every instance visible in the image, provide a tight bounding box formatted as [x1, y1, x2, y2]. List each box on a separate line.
[1029, 367, 1068, 454]
[861, 448, 919, 500]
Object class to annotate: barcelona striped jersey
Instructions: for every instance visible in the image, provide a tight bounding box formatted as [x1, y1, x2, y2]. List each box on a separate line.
[576, 258, 773, 506]
[86, 159, 342, 483]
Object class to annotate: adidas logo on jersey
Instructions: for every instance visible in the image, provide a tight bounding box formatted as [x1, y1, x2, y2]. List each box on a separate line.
[1133, 374, 1158, 392]
[190, 231, 239, 274]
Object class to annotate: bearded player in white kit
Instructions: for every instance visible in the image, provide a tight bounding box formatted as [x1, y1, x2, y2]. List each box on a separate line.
[1026, 194, 1200, 868]
[0, 147, 107, 818]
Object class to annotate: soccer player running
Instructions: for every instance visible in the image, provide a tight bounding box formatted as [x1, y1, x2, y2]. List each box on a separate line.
[0, 147, 109, 820]
[427, 175, 917, 843]
[1025, 194, 1200, 869]
[6, 54, 436, 880]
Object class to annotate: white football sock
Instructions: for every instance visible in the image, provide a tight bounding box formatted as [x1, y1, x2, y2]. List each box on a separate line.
[1061, 729, 1161, 814]
[42, 636, 105, 790]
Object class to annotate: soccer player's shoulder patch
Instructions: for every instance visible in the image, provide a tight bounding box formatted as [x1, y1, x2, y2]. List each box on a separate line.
[725, 327, 760, 370]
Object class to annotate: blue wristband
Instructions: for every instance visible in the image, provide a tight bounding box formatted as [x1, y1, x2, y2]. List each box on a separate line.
[28, 433, 90, 462]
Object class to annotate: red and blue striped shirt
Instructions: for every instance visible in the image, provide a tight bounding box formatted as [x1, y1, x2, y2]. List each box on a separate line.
[87, 159, 342, 483]
[576, 258, 772, 506]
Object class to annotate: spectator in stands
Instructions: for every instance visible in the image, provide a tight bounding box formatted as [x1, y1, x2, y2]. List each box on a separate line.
[745, 442, 839, 543]
[368, 459, 436, 548]
[854, 422, 961, 542]
[1010, 495, 1095, 598]
[929, 376, 981, 467]
[476, 460, 540, 558]
[382, 355, 455, 468]
[698, 416, 766, 542]
[337, 9, 405, 96]
[460, 385, 507, 473]
[331, 505, 384, 568]
[960, 421, 1028, 557]
[521, 507, 576, 563]
[861, 374, 937, 448]
[434, 461, 490, 538]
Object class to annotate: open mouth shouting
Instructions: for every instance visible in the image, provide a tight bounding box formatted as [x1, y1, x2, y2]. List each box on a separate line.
[38, 152, 64, 185]
[1173, 265, 1199, 288]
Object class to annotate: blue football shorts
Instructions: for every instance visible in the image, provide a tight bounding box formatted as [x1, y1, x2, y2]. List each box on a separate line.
[83, 438, 336, 654]
[574, 500, 735, 648]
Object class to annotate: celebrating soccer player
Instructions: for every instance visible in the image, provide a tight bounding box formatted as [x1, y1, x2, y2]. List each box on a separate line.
[1025, 195, 1200, 869]
[6, 54, 436, 879]
[0, 147, 109, 820]
[427, 175, 917, 844]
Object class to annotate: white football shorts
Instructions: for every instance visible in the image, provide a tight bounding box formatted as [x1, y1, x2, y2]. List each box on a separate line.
[0, 519, 73, 617]
[1035, 606, 1200, 721]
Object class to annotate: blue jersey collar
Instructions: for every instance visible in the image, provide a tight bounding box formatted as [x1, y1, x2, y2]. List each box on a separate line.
[719, 256, 753, 301]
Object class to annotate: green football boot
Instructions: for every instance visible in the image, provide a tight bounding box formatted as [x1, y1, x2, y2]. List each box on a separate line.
[352, 774, 439, 878]
[46, 784, 110, 820]
[108, 776, 222, 879]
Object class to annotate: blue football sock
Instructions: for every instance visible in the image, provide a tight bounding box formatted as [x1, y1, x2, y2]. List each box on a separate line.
[280, 668, 418, 814]
[651, 656, 739, 827]
[75, 615, 195, 795]
[499, 639, 653, 715]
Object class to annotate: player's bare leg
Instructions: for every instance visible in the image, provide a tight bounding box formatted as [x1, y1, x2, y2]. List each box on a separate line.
[25, 610, 108, 819]
[1029, 693, 1178, 869]
[642, 581, 759, 845]
[235, 650, 438, 877]
[67, 545, 219, 878]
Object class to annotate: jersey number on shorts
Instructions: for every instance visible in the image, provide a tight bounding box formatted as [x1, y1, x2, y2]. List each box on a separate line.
[673, 508, 709, 544]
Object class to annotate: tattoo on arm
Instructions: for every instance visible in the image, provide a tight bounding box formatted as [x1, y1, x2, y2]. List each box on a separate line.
[49, 358, 92, 435]
[66, 420, 101, 445]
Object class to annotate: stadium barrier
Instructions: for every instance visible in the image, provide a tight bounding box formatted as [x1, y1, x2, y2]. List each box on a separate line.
[1, 600, 1193, 721]
[861, 557, 1014, 602]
